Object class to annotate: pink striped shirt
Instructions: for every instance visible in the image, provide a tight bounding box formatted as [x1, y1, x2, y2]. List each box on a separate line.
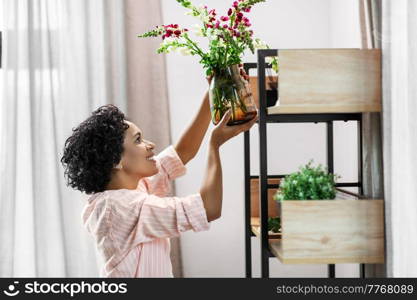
[81, 145, 211, 277]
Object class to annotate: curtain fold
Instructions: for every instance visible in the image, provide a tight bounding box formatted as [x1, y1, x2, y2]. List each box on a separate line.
[0, 0, 180, 277]
[123, 0, 183, 278]
[360, 0, 417, 277]
[358, 0, 385, 278]
[381, 0, 417, 277]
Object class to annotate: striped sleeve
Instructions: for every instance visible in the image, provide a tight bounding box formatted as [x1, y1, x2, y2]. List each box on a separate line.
[138, 145, 186, 197]
[107, 191, 210, 253]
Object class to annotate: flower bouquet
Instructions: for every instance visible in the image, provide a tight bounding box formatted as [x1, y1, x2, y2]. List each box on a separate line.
[138, 0, 278, 126]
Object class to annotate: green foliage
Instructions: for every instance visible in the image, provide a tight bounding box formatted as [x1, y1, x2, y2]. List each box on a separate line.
[176, 0, 192, 8]
[268, 217, 281, 233]
[138, 0, 276, 76]
[137, 27, 164, 38]
[274, 160, 341, 201]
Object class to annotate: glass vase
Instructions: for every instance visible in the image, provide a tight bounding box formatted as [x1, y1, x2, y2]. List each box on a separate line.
[209, 64, 257, 126]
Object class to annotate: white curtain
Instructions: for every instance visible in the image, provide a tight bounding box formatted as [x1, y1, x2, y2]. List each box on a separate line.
[0, 0, 127, 276]
[382, 0, 417, 277]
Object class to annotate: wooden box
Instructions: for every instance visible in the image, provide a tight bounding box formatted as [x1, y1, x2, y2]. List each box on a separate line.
[249, 49, 382, 114]
[250, 178, 280, 218]
[250, 178, 281, 239]
[269, 190, 385, 264]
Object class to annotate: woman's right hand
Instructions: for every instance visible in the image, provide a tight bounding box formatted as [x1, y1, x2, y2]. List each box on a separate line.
[210, 109, 259, 148]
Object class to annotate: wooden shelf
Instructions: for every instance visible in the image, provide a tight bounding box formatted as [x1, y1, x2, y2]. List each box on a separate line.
[249, 49, 382, 114]
[267, 103, 380, 115]
[269, 240, 384, 264]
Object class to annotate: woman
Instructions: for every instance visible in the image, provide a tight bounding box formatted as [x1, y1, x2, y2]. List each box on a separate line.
[61, 80, 258, 278]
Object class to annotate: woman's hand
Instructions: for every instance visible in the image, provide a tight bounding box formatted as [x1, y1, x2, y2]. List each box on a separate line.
[210, 109, 258, 148]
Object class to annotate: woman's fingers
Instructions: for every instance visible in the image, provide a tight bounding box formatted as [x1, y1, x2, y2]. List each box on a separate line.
[233, 111, 258, 135]
[239, 68, 250, 82]
[218, 109, 232, 127]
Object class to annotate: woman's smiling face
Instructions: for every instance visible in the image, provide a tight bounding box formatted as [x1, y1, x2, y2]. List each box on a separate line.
[120, 120, 158, 178]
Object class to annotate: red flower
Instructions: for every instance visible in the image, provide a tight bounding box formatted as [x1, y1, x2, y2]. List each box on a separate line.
[220, 16, 229, 22]
[233, 1, 239, 8]
[228, 8, 233, 16]
[223, 24, 229, 29]
[174, 30, 181, 36]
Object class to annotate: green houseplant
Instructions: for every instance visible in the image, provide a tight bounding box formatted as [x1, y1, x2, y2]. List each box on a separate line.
[268, 216, 281, 233]
[273, 160, 341, 202]
[138, 0, 278, 126]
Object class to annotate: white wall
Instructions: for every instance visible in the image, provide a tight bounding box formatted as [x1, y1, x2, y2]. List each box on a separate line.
[162, 0, 362, 277]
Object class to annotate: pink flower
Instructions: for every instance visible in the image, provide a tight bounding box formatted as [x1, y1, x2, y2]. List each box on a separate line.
[233, 1, 238, 8]
[228, 8, 233, 16]
[215, 21, 220, 28]
[220, 16, 229, 22]
[243, 17, 249, 23]
[223, 24, 229, 29]
[244, 7, 251, 13]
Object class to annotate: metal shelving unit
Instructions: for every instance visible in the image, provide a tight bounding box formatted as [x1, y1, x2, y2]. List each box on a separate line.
[243, 49, 370, 278]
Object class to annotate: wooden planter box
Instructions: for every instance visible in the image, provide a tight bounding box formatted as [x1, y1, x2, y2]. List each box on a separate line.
[250, 49, 382, 114]
[250, 178, 281, 239]
[269, 190, 385, 264]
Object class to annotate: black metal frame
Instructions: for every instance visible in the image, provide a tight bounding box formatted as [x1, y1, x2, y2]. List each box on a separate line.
[243, 49, 366, 279]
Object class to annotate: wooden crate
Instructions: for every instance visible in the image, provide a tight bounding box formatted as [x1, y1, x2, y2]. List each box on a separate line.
[249, 76, 278, 109]
[248, 49, 382, 114]
[250, 178, 280, 218]
[269, 191, 385, 264]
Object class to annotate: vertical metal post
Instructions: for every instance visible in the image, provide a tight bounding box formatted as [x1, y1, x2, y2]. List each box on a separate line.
[358, 115, 366, 278]
[258, 50, 274, 278]
[326, 121, 336, 278]
[244, 130, 252, 278]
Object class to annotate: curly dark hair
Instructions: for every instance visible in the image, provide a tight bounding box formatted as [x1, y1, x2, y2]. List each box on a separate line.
[61, 104, 130, 194]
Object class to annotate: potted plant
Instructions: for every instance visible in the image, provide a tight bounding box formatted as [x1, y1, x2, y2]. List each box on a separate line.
[269, 161, 384, 264]
[273, 160, 341, 202]
[138, 0, 278, 126]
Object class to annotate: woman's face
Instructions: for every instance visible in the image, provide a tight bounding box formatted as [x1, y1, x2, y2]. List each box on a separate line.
[119, 120, 158, 178]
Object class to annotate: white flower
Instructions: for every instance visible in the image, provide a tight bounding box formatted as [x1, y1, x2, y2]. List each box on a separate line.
[265, 57, 274, 64]
[254, 38, 268, 49]
[179, 47, 192, 56]
[191, 24, 204, 37]
[218, 39, 226, 48]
